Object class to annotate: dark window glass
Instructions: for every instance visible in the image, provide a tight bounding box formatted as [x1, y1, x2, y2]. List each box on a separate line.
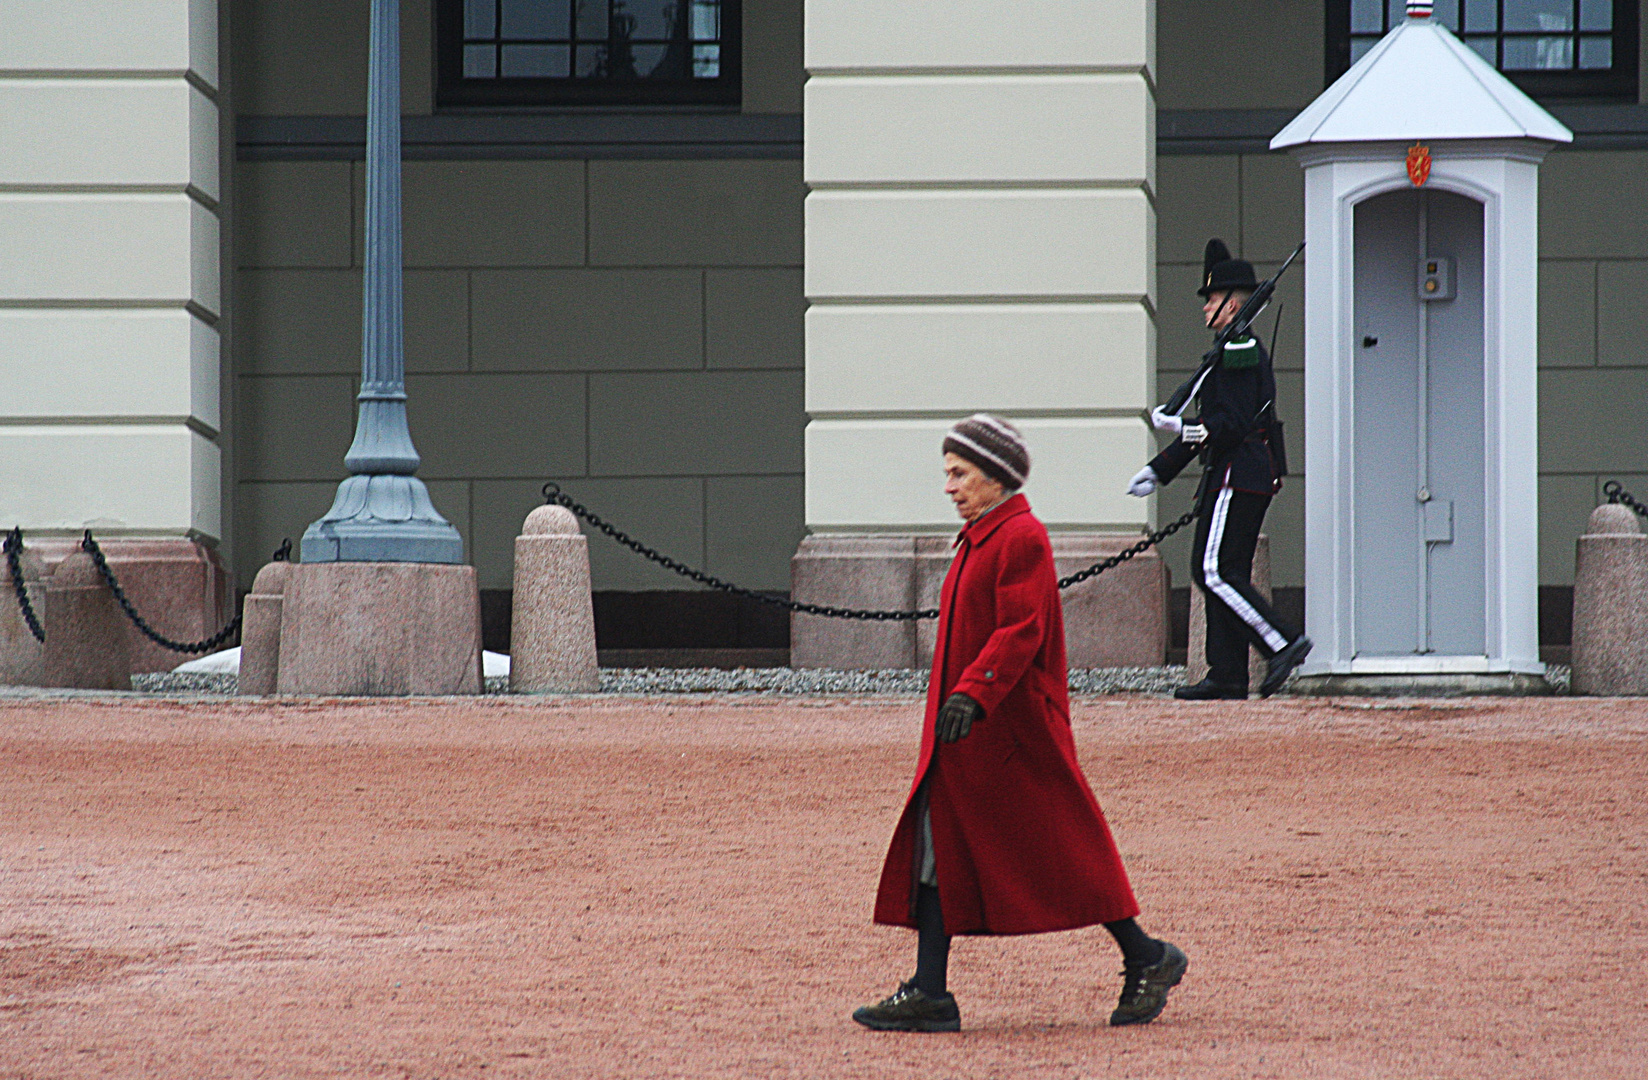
[437, 0, 741, 108]
[1326, 0, 1638, 100]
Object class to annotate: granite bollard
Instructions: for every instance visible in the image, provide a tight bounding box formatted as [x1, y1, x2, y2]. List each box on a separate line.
[1571, 503, 1648, 696]
[237, 561, 291, 695]
[0, 544, 46, 685]
[275, 563, 482, 696]
[43, 551, 131, 690]
[1187, 533, 1269, 693]
[510, 505, 599, 693]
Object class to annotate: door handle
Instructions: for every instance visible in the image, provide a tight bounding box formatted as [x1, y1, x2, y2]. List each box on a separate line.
[1362, 335, 1379, 347]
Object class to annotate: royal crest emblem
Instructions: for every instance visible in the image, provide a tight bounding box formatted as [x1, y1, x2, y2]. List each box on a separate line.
[1407, 142, 1431, 187]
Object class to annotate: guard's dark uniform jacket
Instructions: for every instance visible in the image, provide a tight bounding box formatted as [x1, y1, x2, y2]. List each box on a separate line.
[1148, 334, 1282, 495]
[1151, 331, 1295, 690]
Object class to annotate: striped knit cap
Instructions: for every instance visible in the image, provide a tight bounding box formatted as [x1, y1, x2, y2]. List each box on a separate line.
[942, 414, 1030, 491]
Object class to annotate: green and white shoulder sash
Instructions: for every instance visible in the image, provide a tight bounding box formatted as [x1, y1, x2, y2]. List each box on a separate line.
[1222, 334, 1261, 369]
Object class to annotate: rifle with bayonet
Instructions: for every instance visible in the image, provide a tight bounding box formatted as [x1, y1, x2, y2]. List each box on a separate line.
[1161, 241, 1305, 417]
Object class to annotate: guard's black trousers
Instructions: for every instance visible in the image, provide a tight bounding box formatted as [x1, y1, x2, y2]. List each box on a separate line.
[1189, 481, 1296, 687]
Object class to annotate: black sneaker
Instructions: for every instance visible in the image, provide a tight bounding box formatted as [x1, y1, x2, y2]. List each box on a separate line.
[1260, 636, 1313, 698]
[851, 980, 961, 1032]
[1109, 941, 1188, 1026]
[1174, 678, 1248, 700]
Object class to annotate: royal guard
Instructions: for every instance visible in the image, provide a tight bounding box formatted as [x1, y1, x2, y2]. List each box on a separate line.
[1129, 240, 1312, 699]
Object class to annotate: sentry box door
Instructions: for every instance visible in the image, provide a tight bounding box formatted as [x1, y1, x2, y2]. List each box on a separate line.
[1352, 188, 1486, 658]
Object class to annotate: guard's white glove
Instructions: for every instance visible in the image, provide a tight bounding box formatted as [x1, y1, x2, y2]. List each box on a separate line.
[1181, 423, 1209, 445]
[1149, 406, 1183, 437]
[1127, 466, 1158, 498]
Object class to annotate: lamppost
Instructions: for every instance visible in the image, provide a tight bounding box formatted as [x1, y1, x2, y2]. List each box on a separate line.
[301, 0, 462, 564]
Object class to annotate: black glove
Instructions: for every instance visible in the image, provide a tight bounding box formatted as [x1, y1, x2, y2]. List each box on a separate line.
[935, 692, 985, 744]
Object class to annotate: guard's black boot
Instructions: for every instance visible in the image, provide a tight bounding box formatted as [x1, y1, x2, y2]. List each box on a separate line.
[1260, 635, 1313, 697]
[1110, 941, 1188, 1026]
[1174, 678, 1247, 700]
[851, 980, 961, 1032]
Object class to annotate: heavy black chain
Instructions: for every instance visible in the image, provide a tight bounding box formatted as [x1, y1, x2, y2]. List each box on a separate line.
[542, 483, 1199, 622]
[1604, 480, 1648, 518]
[541, 483, 937, 620]
[79, 531, 242, 654]
[2, 527, 45, 644]
[1057, 508, 1199, 589]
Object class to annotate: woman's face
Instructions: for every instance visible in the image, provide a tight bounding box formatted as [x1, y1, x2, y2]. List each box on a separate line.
[944, 452, 1007, 522]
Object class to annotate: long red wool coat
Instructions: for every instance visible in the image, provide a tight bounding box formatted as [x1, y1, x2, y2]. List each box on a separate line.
[872, 494, 1140, 935]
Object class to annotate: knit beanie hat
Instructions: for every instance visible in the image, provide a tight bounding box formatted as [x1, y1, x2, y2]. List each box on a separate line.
[942, 413, 1030, 490]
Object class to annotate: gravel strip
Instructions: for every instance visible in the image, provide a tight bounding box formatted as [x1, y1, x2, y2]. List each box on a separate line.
[126, 667, 1191, 697]
[110, 664, 1575, 698]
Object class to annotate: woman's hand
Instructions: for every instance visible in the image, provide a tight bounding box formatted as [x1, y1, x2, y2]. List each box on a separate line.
[936, 693, 985, 743]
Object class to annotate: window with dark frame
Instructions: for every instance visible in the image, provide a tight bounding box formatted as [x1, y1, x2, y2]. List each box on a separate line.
[436, 0, 741, 108]
[1327, 0, 1639, 100]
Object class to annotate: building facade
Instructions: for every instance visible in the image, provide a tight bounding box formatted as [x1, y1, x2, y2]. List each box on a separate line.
[3, 0, 1645, 663]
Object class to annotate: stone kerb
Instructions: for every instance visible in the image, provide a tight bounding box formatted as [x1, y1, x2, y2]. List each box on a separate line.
[510, 505, 598, 693]
[8, 537, 229, 674]
[43, 550, 130, 690]
[1188, 534, 1270, 693]
[1571, 504, 1648, 696]
[799, 532, 1170, 671]
[0, 545, 45, 685]
[792, 536, 918, 669]
[237, 560, 290, 696]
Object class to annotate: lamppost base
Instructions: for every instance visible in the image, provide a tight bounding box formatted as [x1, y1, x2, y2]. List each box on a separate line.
[301, 474, 464, 564]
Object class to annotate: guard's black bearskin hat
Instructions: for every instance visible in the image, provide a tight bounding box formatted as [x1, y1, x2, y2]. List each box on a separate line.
[1198, 238, 1259, 298]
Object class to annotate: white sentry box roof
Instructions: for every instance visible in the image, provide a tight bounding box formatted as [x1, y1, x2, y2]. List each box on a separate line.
[1271, 15, 1572, 148]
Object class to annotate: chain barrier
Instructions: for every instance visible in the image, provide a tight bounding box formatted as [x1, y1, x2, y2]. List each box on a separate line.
[2, 527, 45, 644]
[1, 527, 241, 653]
[6, 486, 1199, 647]
[541, 482, 1199, 622]
[1604, 480, 1648, 519]
[79, 531, 242, 654]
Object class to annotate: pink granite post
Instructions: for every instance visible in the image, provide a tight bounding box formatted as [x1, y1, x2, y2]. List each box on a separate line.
[1571, 504, 1648, 696]
[0, 545, 46, 686]
[275, 563, 482, 696]
[43, 551, 131, 690]
[20, 537, 230, 674]
[237, 561, 291, 696]
[510, 506, 599, 693]
[912, 537, 953, 669]
[1054, 537, 1168, 669]
[791, 537, 917, 669]
[1188, 534, 1269, 692]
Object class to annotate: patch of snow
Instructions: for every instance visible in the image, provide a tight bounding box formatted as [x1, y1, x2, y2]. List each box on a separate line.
[173, 647, 241, 674]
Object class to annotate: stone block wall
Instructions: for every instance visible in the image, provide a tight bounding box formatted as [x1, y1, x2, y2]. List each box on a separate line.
[803, 0, 1158, 534]
[230, 0, 807, 596]
[0, 0, 224, 543]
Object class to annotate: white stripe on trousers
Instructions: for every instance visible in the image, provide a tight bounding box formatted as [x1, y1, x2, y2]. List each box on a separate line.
[1203, 484, 1290, 653]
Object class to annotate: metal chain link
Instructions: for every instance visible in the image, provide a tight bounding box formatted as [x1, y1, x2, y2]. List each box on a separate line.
[1057, 508, 1200, 589]
[2, 527, 46, 644]
[542, 482, 1199, 622]
[1604, 480, 1648, 518]
[79, 531, 242, 654]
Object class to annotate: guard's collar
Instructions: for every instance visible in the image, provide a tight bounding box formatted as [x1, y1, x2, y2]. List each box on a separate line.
[956, 492, 1030, 547]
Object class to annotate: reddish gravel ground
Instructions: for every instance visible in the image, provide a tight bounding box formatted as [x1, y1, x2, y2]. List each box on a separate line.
[0, 692, 1645, 1079]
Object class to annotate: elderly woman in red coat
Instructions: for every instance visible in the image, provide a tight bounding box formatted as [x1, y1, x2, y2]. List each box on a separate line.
[852, 414, 1188, 1033]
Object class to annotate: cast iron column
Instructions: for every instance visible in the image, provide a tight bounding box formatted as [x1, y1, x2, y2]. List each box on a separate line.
[301, 0, 462, 564]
